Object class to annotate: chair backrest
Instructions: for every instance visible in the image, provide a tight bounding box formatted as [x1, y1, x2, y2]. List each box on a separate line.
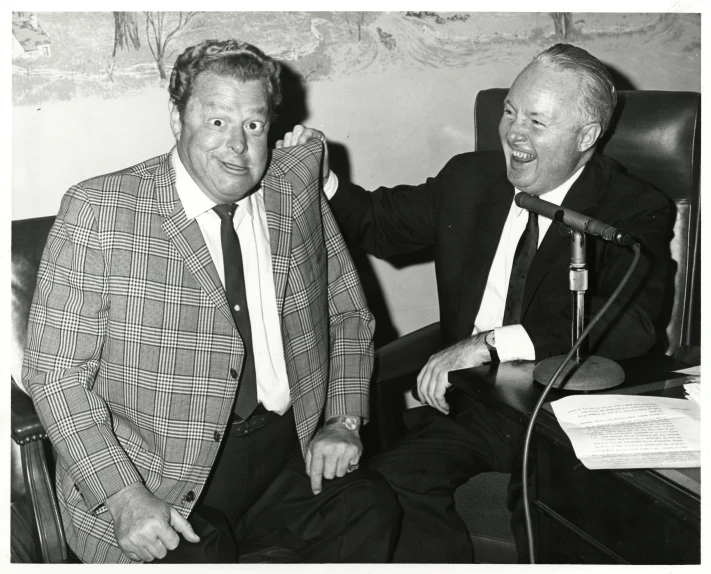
[11, 216, 57, 390]
[473, 89, 701, 356]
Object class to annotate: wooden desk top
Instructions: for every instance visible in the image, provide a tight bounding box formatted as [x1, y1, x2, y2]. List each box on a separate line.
[448, 354, 700, 496]
[448, 353, 691, 419]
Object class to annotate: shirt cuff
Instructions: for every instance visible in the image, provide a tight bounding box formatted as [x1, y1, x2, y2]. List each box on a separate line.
[494, 325, 536, 363]
[323, 171, 339, 199]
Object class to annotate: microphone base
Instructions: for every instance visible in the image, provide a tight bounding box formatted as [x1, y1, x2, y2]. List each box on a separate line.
[533, 355, 625, 391]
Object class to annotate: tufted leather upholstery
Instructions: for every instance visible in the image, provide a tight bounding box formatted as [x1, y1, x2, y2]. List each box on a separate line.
[474, 89, 701, 355]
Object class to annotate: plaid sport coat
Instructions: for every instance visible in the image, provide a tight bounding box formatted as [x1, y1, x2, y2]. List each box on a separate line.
[22, 138, 375, 563]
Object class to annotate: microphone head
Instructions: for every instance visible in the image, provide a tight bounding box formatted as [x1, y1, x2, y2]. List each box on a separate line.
[514, 191, 541, 209]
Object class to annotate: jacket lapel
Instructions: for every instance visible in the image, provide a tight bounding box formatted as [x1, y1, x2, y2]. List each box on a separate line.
[455, 172, 514, 340]
[155, 153, 233, 325]
[261, 154, 293, 318]
[521, 156, 602, 318]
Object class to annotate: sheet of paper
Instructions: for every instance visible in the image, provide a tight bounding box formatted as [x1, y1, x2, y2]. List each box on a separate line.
[674, 364, 701, 377]
[550, 394, 700, 470]
[684, 382, 700, 405]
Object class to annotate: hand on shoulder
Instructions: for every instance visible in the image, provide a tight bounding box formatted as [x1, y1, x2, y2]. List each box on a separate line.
[275, 124, 330, 182]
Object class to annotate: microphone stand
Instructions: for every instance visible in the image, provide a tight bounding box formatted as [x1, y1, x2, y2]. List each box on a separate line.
[532, 227, 625, 391]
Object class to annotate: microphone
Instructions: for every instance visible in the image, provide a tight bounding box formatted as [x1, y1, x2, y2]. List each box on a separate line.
[514, 192, 638, 248]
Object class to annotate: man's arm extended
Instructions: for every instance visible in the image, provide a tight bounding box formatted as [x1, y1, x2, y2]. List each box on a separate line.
[304, 185, 375, 493]
[277, 125, 440, 258]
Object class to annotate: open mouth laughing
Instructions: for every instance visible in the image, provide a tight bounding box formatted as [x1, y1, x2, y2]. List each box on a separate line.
[510, 149, 536, 164]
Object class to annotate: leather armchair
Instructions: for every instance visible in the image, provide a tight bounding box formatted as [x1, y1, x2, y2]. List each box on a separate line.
[11, 216, 68, 563]
[373, 89, 701, 560]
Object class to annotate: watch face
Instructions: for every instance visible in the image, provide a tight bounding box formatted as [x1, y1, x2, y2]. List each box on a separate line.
[486, 331, 495, 348]
[343, 417, 359, 431]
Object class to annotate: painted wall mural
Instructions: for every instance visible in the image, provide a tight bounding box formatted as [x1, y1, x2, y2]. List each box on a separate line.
[12, 12, 700, 107]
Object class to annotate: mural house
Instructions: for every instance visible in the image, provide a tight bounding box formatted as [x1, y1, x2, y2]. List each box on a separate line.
[12, 14, 52, 60]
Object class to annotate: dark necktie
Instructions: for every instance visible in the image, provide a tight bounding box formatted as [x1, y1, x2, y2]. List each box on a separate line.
[213, 204, 258, 420]
[502, 210, 539, 326]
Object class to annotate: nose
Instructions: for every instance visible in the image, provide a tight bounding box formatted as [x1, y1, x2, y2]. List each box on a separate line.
[505, 117, 529, 146]
[228, 127, 247, 155]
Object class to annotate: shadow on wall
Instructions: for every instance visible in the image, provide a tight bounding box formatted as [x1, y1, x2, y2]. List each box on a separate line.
[269, 64, 310, 145]
[272, 63, 402, 349]
[604, 63, 636, 91]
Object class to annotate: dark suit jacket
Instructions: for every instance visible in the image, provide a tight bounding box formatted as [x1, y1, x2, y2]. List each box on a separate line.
[330, 150, 670, 361]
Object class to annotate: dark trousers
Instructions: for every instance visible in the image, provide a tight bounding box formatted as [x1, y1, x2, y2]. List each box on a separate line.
[156, 409, 401, 563]
[368, 390, 529, 563]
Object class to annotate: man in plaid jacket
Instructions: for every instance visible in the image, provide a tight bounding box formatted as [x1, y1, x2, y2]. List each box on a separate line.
[22, 40, 400, 564]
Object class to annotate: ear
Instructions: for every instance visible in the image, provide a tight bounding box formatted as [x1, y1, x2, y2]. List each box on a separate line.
[578, 122, 602, 153]
[169, 102, 182, 141]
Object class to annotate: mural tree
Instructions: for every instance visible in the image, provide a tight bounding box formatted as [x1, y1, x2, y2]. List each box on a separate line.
[112, 12, 141, 57]
[550, 13, 576, 40]
[144, 11, 203, 80]
[343, 12, 374, 42]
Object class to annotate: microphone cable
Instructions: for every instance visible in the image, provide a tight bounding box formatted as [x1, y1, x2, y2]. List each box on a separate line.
[521, 242, 642, 564]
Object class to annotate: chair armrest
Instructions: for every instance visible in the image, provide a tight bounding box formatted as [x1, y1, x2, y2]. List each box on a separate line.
[10, 378, 67, 563]
[11, 379, 47, 445]
[375, 322, 443, 383]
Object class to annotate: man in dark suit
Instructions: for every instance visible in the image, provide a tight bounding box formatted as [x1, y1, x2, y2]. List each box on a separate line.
[278, 43, 670, 562]
[23, 39, 400, 564]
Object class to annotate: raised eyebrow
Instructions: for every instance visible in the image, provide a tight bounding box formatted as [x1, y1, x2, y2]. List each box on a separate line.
[201, 104, 270, 118]
[245, 107, 270, 119]
[202, 101, 227, 114]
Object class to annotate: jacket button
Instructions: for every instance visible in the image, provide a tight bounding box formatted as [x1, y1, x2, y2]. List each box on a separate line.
[230, 368, 238, 379]
[214, 431, 221, 442]
[183, 490, 195, 503]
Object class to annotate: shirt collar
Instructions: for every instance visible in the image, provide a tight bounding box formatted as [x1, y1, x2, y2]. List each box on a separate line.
[513, 165, 585, 217]
[171, 147, 258, 221]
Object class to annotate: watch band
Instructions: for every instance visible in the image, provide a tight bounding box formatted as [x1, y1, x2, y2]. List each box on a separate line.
[484, 330, 500, 364]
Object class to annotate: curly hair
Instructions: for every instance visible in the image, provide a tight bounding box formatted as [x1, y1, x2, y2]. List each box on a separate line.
[169, 39, 282, 119]
[531, 43, 617, 133]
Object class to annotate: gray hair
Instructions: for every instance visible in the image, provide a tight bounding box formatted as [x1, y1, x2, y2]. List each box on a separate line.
[531, 43, 617, 133]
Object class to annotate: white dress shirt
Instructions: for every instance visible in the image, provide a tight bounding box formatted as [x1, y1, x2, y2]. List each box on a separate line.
[325, 166, 584, 362]
[171, 149, 295, 413]
[474, 167, 584, 362]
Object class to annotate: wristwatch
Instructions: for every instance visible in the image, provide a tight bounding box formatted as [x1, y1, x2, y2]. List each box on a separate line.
[484, 330, 500, 364]
[325, 415, 361, 432]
